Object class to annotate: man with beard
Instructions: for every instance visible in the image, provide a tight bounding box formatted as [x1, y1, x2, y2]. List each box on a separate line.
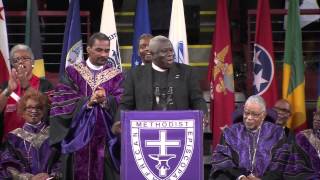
[50, 32, 123, 180]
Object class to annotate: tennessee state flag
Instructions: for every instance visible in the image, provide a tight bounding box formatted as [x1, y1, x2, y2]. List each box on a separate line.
[252, 0, 278, 107]
[208, 0, 234, 148]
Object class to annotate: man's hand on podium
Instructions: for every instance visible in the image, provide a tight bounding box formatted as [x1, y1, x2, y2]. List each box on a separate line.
[112, 121, 122, 135]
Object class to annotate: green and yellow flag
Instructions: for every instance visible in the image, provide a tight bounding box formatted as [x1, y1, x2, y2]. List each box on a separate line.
[25, 0, 45, 78]
[282, 0, 306, 131]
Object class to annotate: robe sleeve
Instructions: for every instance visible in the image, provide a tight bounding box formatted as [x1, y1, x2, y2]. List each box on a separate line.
[0, 141, 30, 179]
[264, 139, 320, 179]
[209, 133, 249, 180]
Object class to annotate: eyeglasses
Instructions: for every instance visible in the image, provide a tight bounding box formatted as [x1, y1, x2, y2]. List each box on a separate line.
[273, 107, 291, 114]
[25, 106, 42, 112]
[11, 56, 32, 64]
[243, 110, 264, 118]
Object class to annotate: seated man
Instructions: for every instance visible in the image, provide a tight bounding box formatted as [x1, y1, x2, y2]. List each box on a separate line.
[273, 99, 295, 143]
[210, 95, 286, 180]
[0, 89, 60, 179]
[296, 109, 320, 172]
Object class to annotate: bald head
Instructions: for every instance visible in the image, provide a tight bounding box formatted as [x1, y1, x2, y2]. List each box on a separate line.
[273, 99, 291, 126]
[149, 35, 174, 69]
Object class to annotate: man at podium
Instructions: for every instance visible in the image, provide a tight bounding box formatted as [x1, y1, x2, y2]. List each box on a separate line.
[119, 35, 207, 114]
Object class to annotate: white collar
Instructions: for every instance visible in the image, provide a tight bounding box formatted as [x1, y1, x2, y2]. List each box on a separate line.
[152, 63, 167, 72]
[86, 59, 103, 71]
[26, 121, 42, 127]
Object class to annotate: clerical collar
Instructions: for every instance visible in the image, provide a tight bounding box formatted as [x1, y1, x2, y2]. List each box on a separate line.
[86, 59, 104, 71]
[25, 121, 42, 127]
[152, 63, 167, 72]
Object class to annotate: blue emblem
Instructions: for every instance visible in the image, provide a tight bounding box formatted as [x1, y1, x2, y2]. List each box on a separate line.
[177, 41, 184, 63]
[107, 39, 121, 69]
[253, 43, 274, 95]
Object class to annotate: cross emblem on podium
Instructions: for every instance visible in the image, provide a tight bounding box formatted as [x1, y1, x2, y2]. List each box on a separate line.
[145, 130, 181, 177]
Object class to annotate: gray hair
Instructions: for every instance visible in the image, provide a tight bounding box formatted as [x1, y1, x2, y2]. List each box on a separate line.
[245, 95, 266, 112]
[149, 35, 171, 53]
[9, 44, 34, 60]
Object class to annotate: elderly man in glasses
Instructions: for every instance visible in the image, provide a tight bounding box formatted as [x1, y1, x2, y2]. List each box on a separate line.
[0, 44, 53, 141]
[210, 95, 320, 179]
[273, 99, 295, 143]
[210, 95, 287, 180]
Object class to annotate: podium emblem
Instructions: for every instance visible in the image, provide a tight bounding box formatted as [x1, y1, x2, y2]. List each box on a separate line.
[130, 119, 195, 180]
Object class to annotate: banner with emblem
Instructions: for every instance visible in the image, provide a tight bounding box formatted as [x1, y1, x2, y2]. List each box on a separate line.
[59, 0, 83, 80]
[121, 111, 203, 180]
[100, 0, 122, 70]
[252, 0, 278, 108]
[169, 0, 189, 64]
[208, 0, 234, 148]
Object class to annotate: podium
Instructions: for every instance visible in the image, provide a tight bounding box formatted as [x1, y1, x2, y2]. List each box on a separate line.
[121, 111, 203, 180]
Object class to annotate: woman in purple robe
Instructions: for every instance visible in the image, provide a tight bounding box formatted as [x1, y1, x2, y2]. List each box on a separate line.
[0, 89, 60, 180]
[296, 109, 320, 173]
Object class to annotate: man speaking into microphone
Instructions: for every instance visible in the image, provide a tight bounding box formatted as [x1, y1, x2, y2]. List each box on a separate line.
[116, 35, 207, 133]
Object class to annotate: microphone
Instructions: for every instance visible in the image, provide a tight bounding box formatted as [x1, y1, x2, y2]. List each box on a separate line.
[154, 83, 160, 105]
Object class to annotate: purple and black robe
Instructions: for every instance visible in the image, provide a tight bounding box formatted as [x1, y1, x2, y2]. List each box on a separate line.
[0, 122, 60, 179]
[50, 62, 123, 180]
[295, 129, 320, 176]
[210, 121, 320, 180]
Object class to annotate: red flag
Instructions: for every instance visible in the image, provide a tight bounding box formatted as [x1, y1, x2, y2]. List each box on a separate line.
[208, 0, 234, 148]
[0, 0, 9, 84]
[252, 0, 278, 107]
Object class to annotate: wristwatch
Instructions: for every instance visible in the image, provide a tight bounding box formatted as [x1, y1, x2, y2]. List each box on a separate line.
[1, 88, 11, 97]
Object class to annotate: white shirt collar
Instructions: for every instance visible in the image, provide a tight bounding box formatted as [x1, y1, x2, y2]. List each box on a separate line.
[86, 58, 104, 71]
[152, 63, 167, 72]
[26, 121, 42, 127]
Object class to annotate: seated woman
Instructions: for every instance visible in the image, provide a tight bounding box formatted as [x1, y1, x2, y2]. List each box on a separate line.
[0, 89, 60, 179]
[296, 109, 320, 172]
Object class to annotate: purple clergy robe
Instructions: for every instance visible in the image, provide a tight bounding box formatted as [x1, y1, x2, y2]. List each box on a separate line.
[0, 122, 60, 179]
[50, 62, 123, 180]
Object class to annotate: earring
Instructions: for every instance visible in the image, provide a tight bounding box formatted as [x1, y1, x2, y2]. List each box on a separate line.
[32, 65, 34, 68]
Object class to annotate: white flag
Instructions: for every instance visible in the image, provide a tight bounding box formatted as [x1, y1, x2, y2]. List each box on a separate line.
[284, 0, 320, 29]
[0, 0, 10, 83]
[169, 0, 189, 64]
[100, 0, 122, 70]
[299, 0, 320, 28]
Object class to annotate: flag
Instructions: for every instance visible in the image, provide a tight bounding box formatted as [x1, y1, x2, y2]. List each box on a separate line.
[284, 0, 320, 29]
[131, 0, 151, 67]
[25, 0, 45, 78]
[100, 0, 122, 70]
[59, 0, 83, 79]
[0, 0, 9, 85]
[252, 0, 278, 108]
[283, 0, 307, 131]
[208, 0, 234, 148]
[299, 0, 320, 28]
[169, 0, 189, 64]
